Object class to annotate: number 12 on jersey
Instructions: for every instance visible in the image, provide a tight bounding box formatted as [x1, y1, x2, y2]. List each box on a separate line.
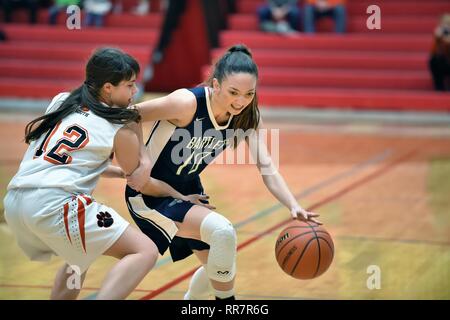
[34, 122, 89, 165]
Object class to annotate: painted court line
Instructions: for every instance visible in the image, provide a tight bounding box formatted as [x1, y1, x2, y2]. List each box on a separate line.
[154, 149, 392, 269]
[338, 235, 450, 247]
[158, 289, 318, 300]
[0, 149, 390, 298]
[138, 149, 417, 300]
[234, 149, 392, 229]
[0, 283, 153, 293]
[82, 149, 391, 300]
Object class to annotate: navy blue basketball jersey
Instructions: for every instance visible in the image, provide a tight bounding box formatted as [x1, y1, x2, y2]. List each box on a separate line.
[125, 86, 234, 259]
[144, 86, 233, 193]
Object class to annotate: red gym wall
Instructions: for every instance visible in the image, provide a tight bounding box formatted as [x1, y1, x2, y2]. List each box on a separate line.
[146, 0, 211, 92]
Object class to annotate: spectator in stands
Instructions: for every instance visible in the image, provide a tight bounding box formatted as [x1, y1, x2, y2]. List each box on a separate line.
[150, 0, 185, 65]
[48, 0, 80, 25]
[132, 0, 150, 15]
[429, 14, 450, 91]
[1, 0, 39, 24]
[257, 0, 300, 34]
[84, 0, 111, 27]
[140, 0, 185, 85]
[303, 0, 346, 34]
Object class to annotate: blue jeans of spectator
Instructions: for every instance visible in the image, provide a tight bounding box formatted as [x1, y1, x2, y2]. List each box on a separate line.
[257, 5, 301, 31]
[85, 12, 104, 27]
[303, 4, 346, 33]
[48, 5, 64, 25]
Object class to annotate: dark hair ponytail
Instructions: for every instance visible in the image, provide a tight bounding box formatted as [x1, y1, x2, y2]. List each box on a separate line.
[203, 44, 260, 140]
[227, 44, 253, 56]
[25, 47, 141, 144]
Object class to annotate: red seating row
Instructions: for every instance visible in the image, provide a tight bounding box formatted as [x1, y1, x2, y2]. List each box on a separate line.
[204, 0, 450, 111]
[237, 0, 450, 16]
[211, 48, 428, 71]
[0, 19, 158, 98]
[228, 14, 437, 34]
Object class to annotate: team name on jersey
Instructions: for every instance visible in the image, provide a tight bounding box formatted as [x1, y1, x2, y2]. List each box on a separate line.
[75, 108, 90, 118]
[185, 136, 231, 150]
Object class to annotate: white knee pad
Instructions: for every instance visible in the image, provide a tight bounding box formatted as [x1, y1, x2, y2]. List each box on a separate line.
[200, 212, 237, 282]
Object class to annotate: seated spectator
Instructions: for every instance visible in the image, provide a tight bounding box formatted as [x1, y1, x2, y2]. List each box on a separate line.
[1, 0, 39, 24]
[132, 0, 150, 15]
[84, 0, 111, 27]
[303, 0, 346, 34]
[257, 0, 300, 34]
[429, 14, 450, 91]
[48, 0, 80, 25]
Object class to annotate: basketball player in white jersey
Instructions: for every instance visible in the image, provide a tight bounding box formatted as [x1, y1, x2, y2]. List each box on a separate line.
[3, 48, 206, 300]
[126, 44, 321, 300]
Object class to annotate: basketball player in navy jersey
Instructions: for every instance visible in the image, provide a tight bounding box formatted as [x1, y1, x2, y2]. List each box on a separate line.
[125, 44, 321, 300]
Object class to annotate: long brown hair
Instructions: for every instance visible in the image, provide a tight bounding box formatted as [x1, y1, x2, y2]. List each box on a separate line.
[25, 48, 141, 144]
[203, 44, 260, 147]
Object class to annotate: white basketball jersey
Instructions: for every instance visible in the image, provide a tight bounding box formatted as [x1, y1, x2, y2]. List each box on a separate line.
[8, 93, 123, 195]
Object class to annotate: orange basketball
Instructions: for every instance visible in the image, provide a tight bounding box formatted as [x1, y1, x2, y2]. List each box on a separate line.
[275, 220, 334, 279]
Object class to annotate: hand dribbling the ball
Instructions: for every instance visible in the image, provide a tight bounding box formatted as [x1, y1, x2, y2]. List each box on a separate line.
[290, 205, 322, 225]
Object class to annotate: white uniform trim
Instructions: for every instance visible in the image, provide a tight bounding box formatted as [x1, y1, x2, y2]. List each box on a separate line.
[46, 92, 70, 114]
[146, 120, 177, 164]
[204, 87, 233, 130]
[127, 194, 179, 242]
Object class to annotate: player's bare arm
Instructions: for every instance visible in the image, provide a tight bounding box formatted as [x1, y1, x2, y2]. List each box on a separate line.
[123, 121, 152, 191]
[134, 89, 196, 125]
[114, 126, 211, 207]
[101, 165, 125, 179]
[247, 126, 321, 224]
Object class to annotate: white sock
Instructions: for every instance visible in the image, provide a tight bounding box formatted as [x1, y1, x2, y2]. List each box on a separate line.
[184, 266, 212, 300]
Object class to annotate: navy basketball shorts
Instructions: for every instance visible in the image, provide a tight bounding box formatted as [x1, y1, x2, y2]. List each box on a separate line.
[125, 186, 210, 262]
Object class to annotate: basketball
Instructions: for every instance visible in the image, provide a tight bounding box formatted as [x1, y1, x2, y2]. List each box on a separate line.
[275, 220, 334, 280]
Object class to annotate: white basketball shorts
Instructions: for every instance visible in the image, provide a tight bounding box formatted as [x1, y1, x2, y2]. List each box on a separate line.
[3, 188, 129, 273]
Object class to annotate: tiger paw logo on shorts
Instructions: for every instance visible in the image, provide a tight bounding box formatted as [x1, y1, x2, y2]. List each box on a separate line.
[97, 211, 114, 228]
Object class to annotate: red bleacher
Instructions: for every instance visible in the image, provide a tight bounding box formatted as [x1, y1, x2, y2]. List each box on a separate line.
[1, 0, 449, 112]
[0, 0, 161, 99]
[238, 0, 450, 17]
[229, 15, 437, 34]
[208, 0, 450, 111]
